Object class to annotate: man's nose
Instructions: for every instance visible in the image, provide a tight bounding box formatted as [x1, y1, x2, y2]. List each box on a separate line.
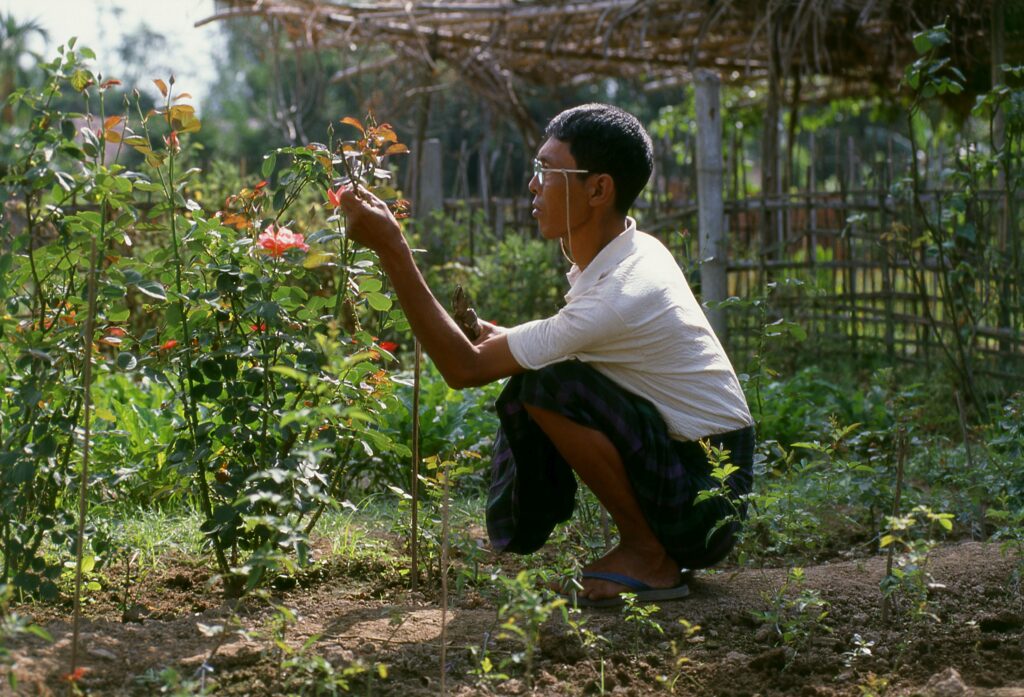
[528, 172, 540, 195]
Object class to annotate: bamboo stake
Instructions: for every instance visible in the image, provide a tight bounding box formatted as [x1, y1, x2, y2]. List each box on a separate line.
[954, 390, 982, 540]
[882, 427, 907, 625]
[439, 459, 450, 696]
[411, 340, 422, 592]
[69, 236, 99, 693]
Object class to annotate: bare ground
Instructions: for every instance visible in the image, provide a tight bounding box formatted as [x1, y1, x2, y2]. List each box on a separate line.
[4, 540, 1023, 696]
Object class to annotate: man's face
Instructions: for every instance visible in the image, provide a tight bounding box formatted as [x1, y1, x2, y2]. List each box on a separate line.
[529, 138, 591, 240]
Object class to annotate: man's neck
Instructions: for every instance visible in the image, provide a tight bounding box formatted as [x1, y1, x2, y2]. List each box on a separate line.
[572, 215, 628, 270]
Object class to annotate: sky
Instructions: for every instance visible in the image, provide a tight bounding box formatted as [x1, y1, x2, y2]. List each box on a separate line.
[1, 0, 223, 109]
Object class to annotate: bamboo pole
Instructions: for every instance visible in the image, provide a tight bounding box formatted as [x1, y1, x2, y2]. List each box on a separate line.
[411, 340, 422, 592]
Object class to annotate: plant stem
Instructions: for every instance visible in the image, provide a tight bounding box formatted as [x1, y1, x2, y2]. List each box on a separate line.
[150, 93, 230, 585]
[302, 439, 357, 536]
[69, 233, 98, 693]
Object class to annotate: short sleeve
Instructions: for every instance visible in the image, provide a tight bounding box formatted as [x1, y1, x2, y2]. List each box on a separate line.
[505, 291, 627, 370]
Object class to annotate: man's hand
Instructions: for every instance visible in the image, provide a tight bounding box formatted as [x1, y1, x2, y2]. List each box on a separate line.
[337, 185, 404, 256]
[336, 183, 524, 388]
[474, 320, 504, 345]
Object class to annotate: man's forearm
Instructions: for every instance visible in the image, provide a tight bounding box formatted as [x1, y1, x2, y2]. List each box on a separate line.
[376, 239, 481, 387]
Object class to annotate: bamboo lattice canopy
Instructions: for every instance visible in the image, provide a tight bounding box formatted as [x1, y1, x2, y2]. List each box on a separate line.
[200, 0, 1021, 134]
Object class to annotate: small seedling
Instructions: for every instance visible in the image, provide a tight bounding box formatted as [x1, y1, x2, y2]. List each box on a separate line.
[754, 567, 831, 655]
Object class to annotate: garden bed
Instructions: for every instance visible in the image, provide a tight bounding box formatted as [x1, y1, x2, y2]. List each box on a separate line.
[6, 539, 1022, 696]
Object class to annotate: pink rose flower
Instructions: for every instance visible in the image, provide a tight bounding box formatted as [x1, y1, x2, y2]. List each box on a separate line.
[258, 223, 309, 257]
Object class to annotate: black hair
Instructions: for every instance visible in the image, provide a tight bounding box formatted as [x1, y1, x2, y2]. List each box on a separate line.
[545, 103, 654, 214]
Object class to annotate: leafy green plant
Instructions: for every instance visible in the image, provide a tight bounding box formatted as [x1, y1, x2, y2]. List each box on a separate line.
[0, 42, 417, 598]
[753, 567, 831, 654]
[134, 666, 215, 696]
[892, 22, 1024, 410]
[710, 278, 808, 423]
[879, 505, 953, 622]
[0, 583, 52, 691]
[493, 570, 566, 684]
[622, 594, 664, 653]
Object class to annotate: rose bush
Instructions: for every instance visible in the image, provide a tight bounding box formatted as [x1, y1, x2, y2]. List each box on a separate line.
[0, 43, 411, 597]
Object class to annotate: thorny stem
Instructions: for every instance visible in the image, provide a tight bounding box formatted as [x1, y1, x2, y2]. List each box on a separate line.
[302, 439, 358, 536]
[69, 232, 99, 694]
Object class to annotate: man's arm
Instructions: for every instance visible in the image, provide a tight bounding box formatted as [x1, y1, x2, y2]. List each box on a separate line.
[338, 187, 524, 388]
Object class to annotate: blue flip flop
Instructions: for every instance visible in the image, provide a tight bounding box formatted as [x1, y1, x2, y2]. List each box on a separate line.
[564, 571, 691, 609]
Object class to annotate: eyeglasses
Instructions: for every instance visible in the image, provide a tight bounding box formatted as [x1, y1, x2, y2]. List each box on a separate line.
[532, 158, 590, 186]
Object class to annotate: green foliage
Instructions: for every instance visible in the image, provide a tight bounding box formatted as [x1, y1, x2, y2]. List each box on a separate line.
[753, 567, 831, 654]
[0, 583, 52, 690]
[493, 569, 566, 683]
[711, 278, 808, 423]
[621, 594, 664, 652]
[0, 45, 414, 598]
[134, 666, 215, 696]
[880, 505, 953, 622]
[412, 207, 565, 331]
[888, 21, 1024, 409]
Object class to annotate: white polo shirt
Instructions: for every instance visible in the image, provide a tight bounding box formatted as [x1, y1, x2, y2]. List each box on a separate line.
[505, 218, 753, 441]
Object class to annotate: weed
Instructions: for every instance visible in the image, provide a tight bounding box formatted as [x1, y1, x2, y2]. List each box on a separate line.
[656, 618, 703, 694]
[622, 593, 664, 651]
[754, 567, 831, 654]
[134, 666, 215, 696]
[561, 605, 609, 652]
[879, 505, 953, 622]
[857, 671, 890, 697]
[493, 570, 566, 684]
[841, 633, 876, 668]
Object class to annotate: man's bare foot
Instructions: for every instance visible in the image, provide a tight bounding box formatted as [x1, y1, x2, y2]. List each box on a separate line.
[577, 544, 681, 601]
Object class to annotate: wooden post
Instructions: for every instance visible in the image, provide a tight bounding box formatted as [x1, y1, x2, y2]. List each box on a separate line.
[883, 137, 896, 362]
[847, 136, 858, 358]
[478, 133, 490, 225]
[761, 12, 782, 265]
[807, 132, 817, 342]
[695, 69, 728, 343]
[418, 138, 444, 215]
[992, 0, 1013, 354]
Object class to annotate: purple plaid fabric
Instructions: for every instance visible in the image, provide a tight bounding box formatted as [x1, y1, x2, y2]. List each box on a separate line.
[486, 360, 754, 569]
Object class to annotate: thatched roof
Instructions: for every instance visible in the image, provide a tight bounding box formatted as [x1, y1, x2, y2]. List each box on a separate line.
[200, 1, 1018, 142]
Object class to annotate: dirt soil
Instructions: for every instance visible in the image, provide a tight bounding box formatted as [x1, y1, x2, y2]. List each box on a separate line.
[4, 541, 1023, 696]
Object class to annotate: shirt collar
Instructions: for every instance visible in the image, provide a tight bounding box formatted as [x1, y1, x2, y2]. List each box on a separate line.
[566, 217, 637, 298]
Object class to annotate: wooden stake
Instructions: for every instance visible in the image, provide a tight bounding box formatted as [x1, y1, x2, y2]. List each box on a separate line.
[695, 68, 728, 342]
[954, 390, 981, 539]
[439, 459, 450, 696]
[882, 428, 907, 624]
[411, 340, 422, 592]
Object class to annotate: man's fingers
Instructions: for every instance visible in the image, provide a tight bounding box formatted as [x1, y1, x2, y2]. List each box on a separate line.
[339, 185, 386, 214]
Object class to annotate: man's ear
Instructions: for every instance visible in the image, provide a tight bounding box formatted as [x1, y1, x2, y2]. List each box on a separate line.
[587, 173, 616, 209]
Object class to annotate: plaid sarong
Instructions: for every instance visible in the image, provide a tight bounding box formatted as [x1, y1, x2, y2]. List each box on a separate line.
[486, 360, 755, 569]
